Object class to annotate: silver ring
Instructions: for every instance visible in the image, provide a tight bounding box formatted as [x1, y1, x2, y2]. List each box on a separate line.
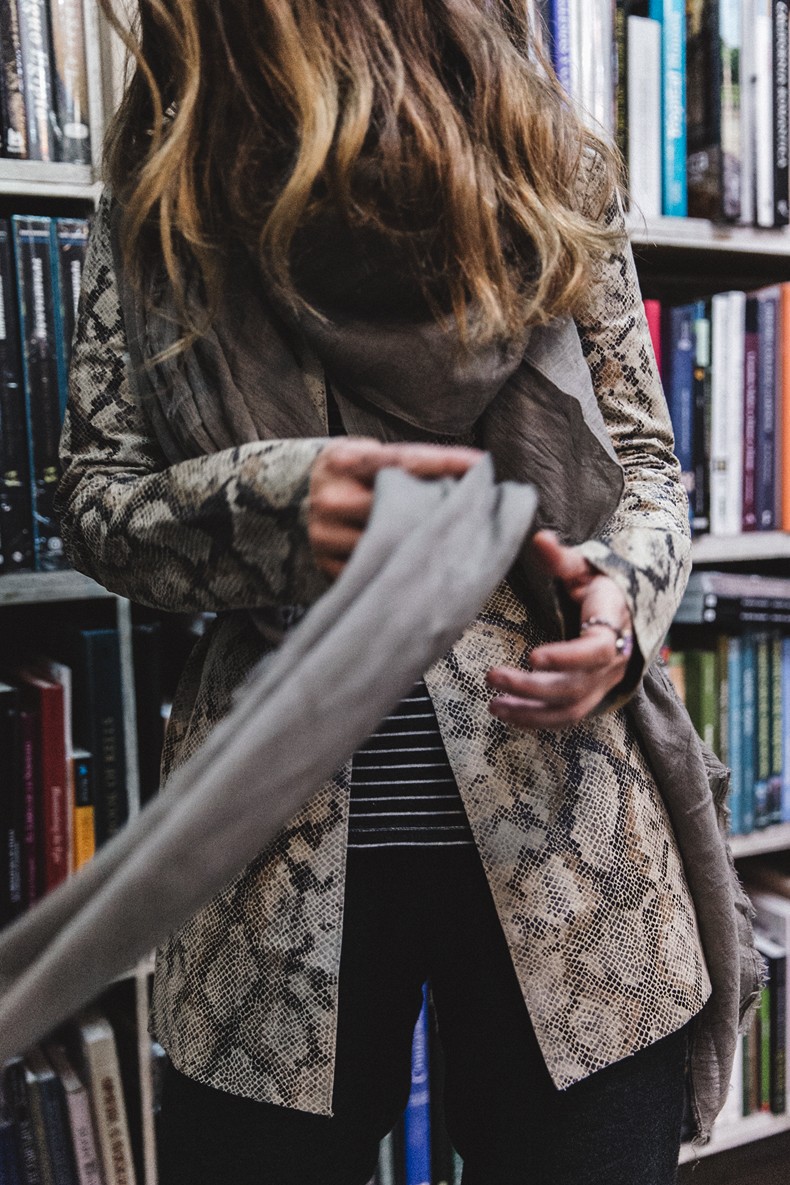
[580, 616, 634, 659]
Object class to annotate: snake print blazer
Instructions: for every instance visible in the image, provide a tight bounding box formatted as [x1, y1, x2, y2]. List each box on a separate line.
[57, 189, 711, 1116]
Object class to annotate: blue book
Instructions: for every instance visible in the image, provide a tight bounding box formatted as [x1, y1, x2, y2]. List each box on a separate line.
[11, 215, 67, 572]
[662, 304, 695, 518]
[404, 985, 431, 1185]
[547, 0, 572, 92]
[649, 0, 688, 216]
[782, 637, 790, 822]
[727, 636, 744, 835]
[741, 634, 757, 835]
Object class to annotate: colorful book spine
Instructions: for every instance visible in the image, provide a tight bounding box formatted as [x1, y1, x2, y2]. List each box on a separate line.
[547, 0, 573, 92]
[727, 636, 744, 833]
[644, 298, 662, 374]
[404, 986, 431, 1185]
[782, 639, 790, 822]
[754, 634, 772, 827]
[12, 215, 67, 571]
[0, 0, 28, 157]
[0, 219, 33, 572]
[781, 286, 790, 531]
[770, 634, 783, 825]
[742, 295, 759, 531]
[19, 706, 38, 907]
[662, 304, 695, 518]
[773, 0, 790, 226]
[741, 634, 757, 834]
[649, 0, 687, 216]
[71, 749, 96, 871]
[691, 301, 711, 534]
[17, 669, 69, 893]
[755, 286, 780, 530]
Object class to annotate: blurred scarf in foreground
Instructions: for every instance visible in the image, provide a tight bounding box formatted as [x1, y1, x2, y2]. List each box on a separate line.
[0, 460, 537, 1062]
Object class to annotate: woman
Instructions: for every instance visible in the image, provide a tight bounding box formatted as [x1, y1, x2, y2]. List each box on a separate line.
[57, 2, 756, 1182]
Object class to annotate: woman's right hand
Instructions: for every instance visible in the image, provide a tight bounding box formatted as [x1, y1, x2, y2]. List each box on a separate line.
[307, 439, 482, 581]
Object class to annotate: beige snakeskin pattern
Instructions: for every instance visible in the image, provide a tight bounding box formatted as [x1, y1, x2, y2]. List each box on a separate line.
[58, 189, 710, 1115]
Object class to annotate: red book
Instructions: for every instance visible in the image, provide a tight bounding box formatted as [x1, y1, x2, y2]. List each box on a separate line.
[16, 670, 69, 893]
[742, 295, 759, 531]
[644, 299, 663, 379]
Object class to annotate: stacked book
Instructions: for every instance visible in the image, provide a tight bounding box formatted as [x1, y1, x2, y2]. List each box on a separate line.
[0, 212, 90, 575]
[645, 290, 790, 537]
[537, 0, 790, 226]
[0, 0, 92, 164]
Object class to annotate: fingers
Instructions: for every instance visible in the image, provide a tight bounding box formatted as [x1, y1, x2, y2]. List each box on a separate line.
[307, 439, 482, 581]
[530, 530, 594, 594]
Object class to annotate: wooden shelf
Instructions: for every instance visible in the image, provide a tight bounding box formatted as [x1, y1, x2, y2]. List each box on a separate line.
[691, 533, 790, 565]
[0, 569, 114, 605]
[680, 1111, 790, 1163]
[629, 215, 790, 257]
[730, 823, 790, 859]
[0, 160, 100, 200]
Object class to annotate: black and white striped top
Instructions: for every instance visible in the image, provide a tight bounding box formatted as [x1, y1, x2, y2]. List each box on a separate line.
[348, 680, 474, 848]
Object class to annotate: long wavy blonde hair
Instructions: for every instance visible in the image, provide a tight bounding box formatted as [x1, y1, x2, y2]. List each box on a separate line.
[101, 0, 623, 343]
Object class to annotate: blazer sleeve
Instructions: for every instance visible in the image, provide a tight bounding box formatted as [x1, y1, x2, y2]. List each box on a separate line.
[56, 197, 330, 614]
[571, 166, 692, 676]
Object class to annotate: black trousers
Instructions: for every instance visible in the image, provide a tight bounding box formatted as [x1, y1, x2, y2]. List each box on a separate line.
[158, 846, 690, 1185]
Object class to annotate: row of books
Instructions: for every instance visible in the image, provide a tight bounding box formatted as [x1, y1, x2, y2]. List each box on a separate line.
[537, 0, 789, 227]
[369, 986, 461, 1185]
[0, 0, 92, 164]
[0, 1006, 163, 1185]
[666, 628, 790, 836]
[0, 615, 172, 928]
[0, 213, 89, 576]
[645, 288, 790, 537]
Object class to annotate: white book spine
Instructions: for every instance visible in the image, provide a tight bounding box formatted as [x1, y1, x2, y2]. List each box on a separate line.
[710, 291, 743, 537]
[755, 0, 775, 225]
[725, 290, 746, 534]
[627, 17, 662, 219]
[79, 1017, 136, 1185]
[567, 0, 584, 111]
[740, 0, 756, 224]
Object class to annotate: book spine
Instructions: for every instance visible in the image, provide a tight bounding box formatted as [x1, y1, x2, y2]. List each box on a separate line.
[728, 636, 744, 834]
[691, 302, 712, 533]
[0, 1, 28, 156]
[34, 680, 68, 891]
[24, 1062, 56, 1185]
[403, 986, 431, 1185]
[774, 0, 790, 225]
[0, 685, 23, 923]
[760, 973, 772, 1110]
[663, 304, 695, 519]
[63, 1085, 102, 1185]
[770, 634, 783, 824]
[0, 219, 33, 572]
[719, 0, 743, 221]
[19, 707, 38, 907]
[686, 0, 722, 220]
[627, 17, 662, 219]
[643, 298, 662, 374]
[4, 1059, 42, 1185]
[15, 0, 58, 161]
[756, 289, 780, 529]
[717, 633, 729, 766]
[782, 286, 790, 529]
[743, 296, 759, 530]
[725, 290, 747, 532]
[740, 0, 756, 224]
[54, 218, 89, 378]
[755, 0, 775, 226]
[548, 0, 573, 92]
[12, 216, 67, 571]
[709, 293, 730, 535]
[783, 637, 790, 821]
[71, 751, 96, 871]
[742, 634, 757, 834]
[755, 634, 772, 827]
[80, 1019, 137, 1185]
[70, 630, 128, 846]
[48, 0, 90, 163]
[650, 0, 687, 216]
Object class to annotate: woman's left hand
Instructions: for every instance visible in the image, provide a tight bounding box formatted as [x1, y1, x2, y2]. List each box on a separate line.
[486, 530, 635, 730]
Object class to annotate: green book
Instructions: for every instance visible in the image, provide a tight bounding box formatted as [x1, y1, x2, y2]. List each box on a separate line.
[684, 649, 717, 751]
[770, 634, 783, 825]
